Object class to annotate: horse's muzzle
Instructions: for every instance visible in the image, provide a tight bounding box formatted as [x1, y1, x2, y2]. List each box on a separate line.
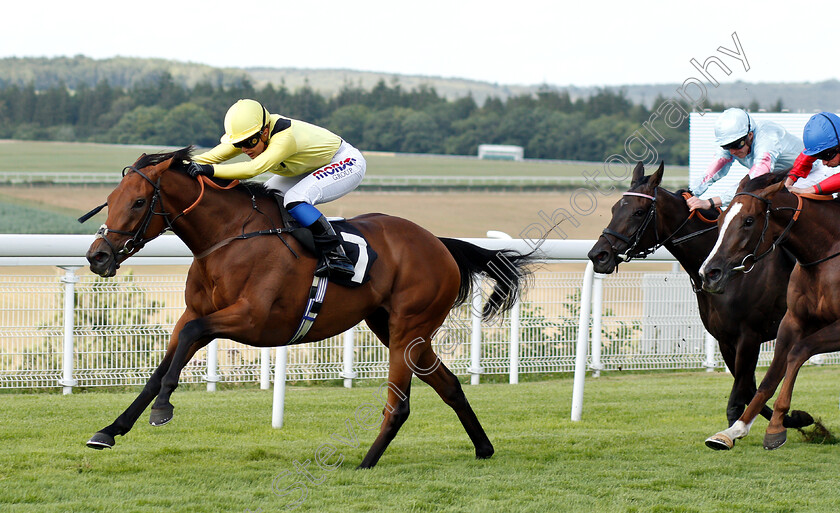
[86, 244, 119, 278]
[587, 242, 617, 274]
[699, 266, 727, 294]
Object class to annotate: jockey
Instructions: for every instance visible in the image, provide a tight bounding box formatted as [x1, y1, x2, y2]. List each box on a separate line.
[686, 108, 831, 211]
[786, 112, 840, 195]
[186, 99, 364, 279]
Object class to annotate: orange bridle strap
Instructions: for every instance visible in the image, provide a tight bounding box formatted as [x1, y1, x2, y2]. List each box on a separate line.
[182, 175, 241, 215]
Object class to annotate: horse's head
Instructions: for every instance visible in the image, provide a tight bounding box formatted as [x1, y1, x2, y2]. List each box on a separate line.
[588, 161, 664, 273]
[85, 147, 192, 277]
[699, 175, 787, 294]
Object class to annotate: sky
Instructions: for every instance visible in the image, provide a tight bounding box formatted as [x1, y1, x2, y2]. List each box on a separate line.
[2, 0, 836, 88]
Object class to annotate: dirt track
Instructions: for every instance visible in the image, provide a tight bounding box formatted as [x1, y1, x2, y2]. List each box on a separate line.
[0, 185, 623, 239]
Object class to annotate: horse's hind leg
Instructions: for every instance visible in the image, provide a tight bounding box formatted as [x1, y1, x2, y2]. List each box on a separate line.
[411, 345, 494, 460]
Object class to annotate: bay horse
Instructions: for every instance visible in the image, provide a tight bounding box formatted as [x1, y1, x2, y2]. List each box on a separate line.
[81, 147, 532, 468]
[588, 162, 814, 429]
[700, 174, 840, 450]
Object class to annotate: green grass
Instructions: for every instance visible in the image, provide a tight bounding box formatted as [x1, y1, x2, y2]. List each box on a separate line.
[0, 140, 690, 180]
[0, 196, 91, 234]
[2, 367, 840, 512]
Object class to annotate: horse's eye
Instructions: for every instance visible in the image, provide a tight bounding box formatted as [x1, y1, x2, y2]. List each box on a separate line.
[633, 209, 645, 217]
[133, 199, 146, 209]
[744, 216, 754, 227]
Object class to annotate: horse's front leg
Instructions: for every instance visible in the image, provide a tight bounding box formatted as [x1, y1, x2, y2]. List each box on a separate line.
[705, 319, 799, 450]
[764, 320, 840, 449]
[87, 313, 195, 449]
[149, 300, 261, 426]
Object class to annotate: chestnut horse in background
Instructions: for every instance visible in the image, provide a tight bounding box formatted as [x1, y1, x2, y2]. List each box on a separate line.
[588, 162, 814, 429]
[82, 147, 532, 468]
[701, 175, 840, 450]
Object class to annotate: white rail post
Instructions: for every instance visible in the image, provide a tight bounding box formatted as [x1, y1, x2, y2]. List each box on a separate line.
[260, 347, 271, 389]
[590, 273, 605, 378]
[272, 346, 288, 428]
[509, 296, 521, 385]
[205, 339, 219, 392]
[486, 231, 520, 385]
[341, 327, 357, 388]
[59, 266, 80, 395]
[571, 261, 595, 421]
[469, 276, 483, 385]
[704, 332, 717, 372]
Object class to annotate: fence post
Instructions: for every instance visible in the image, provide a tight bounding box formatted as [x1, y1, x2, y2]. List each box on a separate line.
[704, 332, 717, 372]
[272, 346, 288, 428]
[468, 276, 483, 385]
[590, 273, 605, 378]
[260, 347, 271, 389]
[486, 230, 520, 384]
[341, 327, 357, 388]
[571, 261, 595, 421]
[59, 266, 80, 395]
[205, 339, 219, 392]
[509, 296, 520, 385]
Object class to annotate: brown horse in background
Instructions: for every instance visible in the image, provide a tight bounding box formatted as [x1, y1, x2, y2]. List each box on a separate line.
[82, 147, 532, 468]
[588, 162, 814, 429]
[701, 175, 840, 450]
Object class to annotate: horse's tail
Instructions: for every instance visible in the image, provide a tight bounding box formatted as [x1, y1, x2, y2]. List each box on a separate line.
[438, 237, 534, 321]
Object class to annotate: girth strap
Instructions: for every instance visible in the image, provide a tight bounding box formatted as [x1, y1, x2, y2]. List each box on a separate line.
[286, 274, 329, 345]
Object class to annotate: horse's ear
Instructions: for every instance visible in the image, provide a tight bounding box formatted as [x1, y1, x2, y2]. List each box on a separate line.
[631, 161, 645, 187]
[760, 180, 787, 199]
[648, 161, 665, 188]
[736, 174, 751, 193]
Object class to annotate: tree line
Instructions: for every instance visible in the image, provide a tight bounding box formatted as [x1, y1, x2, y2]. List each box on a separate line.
[0, 73, 745, 165]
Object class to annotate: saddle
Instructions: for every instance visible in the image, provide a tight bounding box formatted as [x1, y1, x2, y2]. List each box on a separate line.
[274, 195, 377, 288]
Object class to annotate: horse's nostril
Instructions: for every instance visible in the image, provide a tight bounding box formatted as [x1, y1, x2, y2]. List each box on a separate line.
[707, 268, 721, 281]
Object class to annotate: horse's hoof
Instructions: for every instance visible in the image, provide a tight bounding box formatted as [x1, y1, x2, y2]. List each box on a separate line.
[764, 430, 787, 450]
[784, 410, 814, 429]
[86, 432, 115, 450]
[705, 432, 734, 450]
[150, 407, 173, 427]
[475, 444, 495, 460]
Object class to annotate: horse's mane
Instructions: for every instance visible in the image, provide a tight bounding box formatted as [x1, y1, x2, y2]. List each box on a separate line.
[739, 172, 785, 194]
[134, 146, 275, 199]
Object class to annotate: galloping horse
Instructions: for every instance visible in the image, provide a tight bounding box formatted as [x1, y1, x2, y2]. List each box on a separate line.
[701, 174, 840, 450]
[82, 147, 532, 468]
[588, 162, 814, 429]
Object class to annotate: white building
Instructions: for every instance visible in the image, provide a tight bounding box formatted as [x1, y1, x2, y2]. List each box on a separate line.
[478, 144, 524, 161]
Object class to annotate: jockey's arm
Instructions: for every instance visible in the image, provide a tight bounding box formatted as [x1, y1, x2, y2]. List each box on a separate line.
[203, 134, 299, 180]
[785, 153, 819, 186]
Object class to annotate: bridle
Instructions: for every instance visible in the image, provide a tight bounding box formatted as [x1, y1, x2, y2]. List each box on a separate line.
[79, 165, 240, 258]
[600, 188, 716, 264]
[728, 191, 810, 273]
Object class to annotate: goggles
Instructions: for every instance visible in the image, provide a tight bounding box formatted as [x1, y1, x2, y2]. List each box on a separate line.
[815, 146, 840, 162]
[721, 135, 748, 151]
[233, 130, 264, 149]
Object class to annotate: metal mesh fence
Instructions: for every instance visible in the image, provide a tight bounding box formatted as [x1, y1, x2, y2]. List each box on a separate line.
[2, 268, 838, 389]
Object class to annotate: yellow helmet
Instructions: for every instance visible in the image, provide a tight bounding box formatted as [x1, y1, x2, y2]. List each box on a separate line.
[220, 99, 269, 144]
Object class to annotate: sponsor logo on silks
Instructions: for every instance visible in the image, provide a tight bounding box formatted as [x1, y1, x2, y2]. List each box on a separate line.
[313, 157, 357, 180]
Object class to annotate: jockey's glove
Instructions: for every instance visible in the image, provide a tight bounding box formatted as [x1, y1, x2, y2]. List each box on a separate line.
[186, 162, 214, 178]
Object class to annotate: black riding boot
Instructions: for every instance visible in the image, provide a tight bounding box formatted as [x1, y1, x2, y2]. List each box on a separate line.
[309, 215, 356, 279]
